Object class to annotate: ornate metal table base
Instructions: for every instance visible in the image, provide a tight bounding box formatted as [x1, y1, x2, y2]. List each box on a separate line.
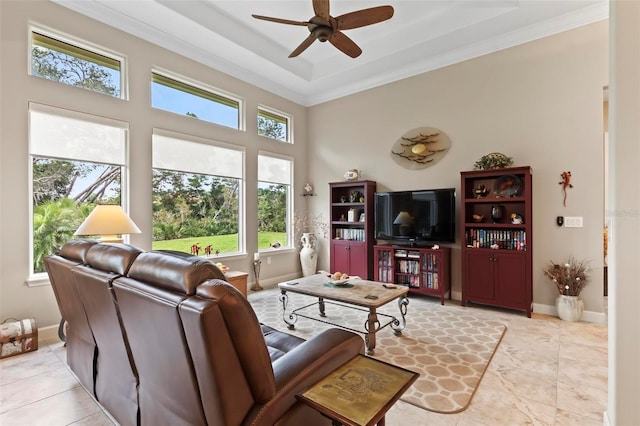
[280, 290, 409, 355]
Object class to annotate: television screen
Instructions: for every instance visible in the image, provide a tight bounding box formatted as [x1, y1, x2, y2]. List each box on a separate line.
[374, 188, 455, 244]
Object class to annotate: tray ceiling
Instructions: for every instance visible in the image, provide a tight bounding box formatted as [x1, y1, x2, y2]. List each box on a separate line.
[53, 0, 608, 106]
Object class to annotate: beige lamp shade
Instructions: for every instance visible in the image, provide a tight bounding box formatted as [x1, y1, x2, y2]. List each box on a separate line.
[74, 205, 141, 243]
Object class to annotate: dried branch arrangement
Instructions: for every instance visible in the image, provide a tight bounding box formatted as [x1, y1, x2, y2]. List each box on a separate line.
[544, 257, 590, 296]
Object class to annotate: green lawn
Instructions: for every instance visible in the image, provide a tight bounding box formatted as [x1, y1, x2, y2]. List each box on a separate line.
[152, 232, 287, 254]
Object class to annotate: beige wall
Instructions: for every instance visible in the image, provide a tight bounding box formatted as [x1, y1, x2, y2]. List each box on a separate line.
[308, 21, 609, 317]
[0, 1, 308, 326]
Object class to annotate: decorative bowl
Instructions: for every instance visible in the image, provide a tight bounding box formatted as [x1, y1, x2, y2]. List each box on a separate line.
[329, 278, 350, 286]
[472, 214, 485, 223]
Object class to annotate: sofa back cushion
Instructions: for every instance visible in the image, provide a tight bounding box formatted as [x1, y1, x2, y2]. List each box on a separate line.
[112, 251, 225, 425]
[73, 243, 142, 426]
[127, 250, 225, 294]
[83, 242, 141, 275]
[43, 239, 98, 395]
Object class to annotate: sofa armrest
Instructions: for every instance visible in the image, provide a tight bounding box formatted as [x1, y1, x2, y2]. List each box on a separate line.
[246, 328, 364, 425]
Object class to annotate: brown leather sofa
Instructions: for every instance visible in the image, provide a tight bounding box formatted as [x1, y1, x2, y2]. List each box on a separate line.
[45, 241, 365, 426]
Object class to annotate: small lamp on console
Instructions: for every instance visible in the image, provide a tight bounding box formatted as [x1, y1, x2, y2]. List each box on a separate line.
[74, 205, 141, 243]
[393, 211, 413, 236]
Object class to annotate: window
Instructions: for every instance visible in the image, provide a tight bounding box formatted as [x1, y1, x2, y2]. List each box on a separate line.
[29, 103, 128, 275]
[258, 107, 291, 142]
[257, 152, 293, 250]
[152, 132, 245, 256]
[152, 71, 241, 129]
[31, 31, 123, 98]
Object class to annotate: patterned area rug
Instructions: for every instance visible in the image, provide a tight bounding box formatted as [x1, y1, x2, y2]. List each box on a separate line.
[250, 291, 506, 414]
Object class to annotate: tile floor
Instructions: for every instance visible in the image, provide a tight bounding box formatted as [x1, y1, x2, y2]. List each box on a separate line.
[0, 289, 607, 426]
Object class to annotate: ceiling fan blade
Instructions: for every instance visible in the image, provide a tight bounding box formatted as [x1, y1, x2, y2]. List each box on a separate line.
[313, 0, 330, 21]
[252, 14, 309, 26]
[336, 6, 394, 30]
[329, 31, 362, 58]
[289, 35, 316, 58]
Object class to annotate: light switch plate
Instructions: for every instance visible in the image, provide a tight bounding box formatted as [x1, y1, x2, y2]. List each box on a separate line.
[564, 216, 583, 227]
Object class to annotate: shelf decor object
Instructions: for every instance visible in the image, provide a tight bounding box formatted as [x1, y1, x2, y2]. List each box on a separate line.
[390, 127, 451, 169]
[344, 169, 361, 181]
[490, 204, 504, 223]
[301, 182, 315, 196]
[460, 166, 533, 317]
[493, 175, 522, 197]
[473, 152, 514, 170]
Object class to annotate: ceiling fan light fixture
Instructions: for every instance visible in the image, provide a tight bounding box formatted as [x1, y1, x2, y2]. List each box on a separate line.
[313, 26, 332, 42]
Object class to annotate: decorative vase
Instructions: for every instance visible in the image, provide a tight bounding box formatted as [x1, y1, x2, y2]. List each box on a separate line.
[344, 169, 360, 181]
[556, 295, 584, 321]
[300, 232, 318, 277]
[491, 204, 503, 223]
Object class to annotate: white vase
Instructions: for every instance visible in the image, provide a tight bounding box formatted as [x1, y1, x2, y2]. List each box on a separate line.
[300, 233, 318, 277]
[556, 295, 584, 321]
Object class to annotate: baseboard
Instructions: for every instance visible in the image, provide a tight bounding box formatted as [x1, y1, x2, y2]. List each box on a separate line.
[532, 302, 607, 324]
[248, 272, 300, 292]
[38, 324, 61, 341]
[603, 411, 610, 426]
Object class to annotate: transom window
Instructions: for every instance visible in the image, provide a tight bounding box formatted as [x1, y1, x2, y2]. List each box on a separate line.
[152, 71, 241, 129]
[257, 152, 293, 250]
[29, 103, 128, 275]
[152, 132, 245, 257]
[258, 107, 291, 143]
[31, 31, 123, 98]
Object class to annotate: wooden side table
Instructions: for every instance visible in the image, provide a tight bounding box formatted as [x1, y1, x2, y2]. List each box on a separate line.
[297, 355, 418, 426]
[224, 271, 248, 297]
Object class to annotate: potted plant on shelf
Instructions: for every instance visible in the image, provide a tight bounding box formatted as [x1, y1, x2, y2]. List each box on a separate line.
[544, 257, 590, 321]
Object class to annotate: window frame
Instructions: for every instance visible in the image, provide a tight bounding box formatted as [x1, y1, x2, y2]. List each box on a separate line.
[258, 105, 293, 143]
[257, 151, 294, 251]
[28, 102, 130, 283]
[29, 26, 127, 100]
[151, 69, 245, 131]
[151, 129, 246, 258]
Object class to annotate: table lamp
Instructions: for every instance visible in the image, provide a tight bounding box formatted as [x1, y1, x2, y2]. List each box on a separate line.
[74, 205, 141, 243]
[393, 211, 413, 236]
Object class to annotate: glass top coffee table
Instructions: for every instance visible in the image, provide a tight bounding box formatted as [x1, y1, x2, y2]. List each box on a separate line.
[297, 354, 419, 426]
[278, 273, 409, 355]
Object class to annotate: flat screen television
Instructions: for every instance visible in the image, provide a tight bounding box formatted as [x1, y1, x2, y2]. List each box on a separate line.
[374, 188, 456, 245]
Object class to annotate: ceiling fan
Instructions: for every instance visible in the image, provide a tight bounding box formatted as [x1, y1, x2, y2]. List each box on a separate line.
[252, 0, 394, 58]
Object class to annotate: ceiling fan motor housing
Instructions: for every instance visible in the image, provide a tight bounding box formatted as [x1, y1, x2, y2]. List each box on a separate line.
[312, 26, 333, 42]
